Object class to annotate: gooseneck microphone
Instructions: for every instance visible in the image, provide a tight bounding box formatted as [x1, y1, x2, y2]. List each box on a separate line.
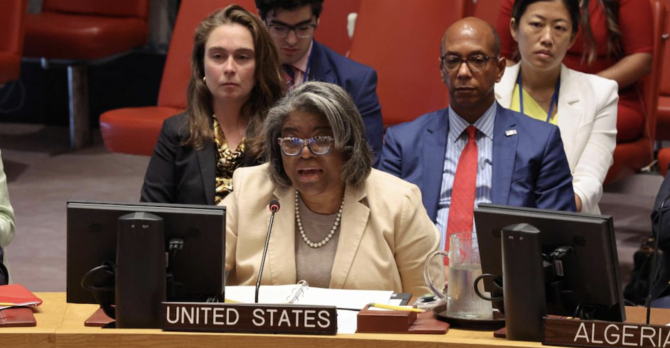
[646, 191, 670, 324]
[255, 200, 281, 303]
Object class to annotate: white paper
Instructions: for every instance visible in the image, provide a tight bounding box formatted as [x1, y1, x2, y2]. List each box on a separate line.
[225, 285, 295, 304]
[300, 287, 393, 310]
[224, 285, 394, 334]
[387, 298, 403, 306]
[0, 301, 41, 311]
[225, 286, 393, 310]
[336, 309, 360, 334]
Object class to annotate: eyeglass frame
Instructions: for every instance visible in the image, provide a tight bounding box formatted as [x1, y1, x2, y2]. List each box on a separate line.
[440, 53, 491, 73]
[277, 136, 335, 156]
[266, 20, 318, 39]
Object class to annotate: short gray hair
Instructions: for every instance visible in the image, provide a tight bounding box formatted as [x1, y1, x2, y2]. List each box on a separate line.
[264, 81, 373, 188]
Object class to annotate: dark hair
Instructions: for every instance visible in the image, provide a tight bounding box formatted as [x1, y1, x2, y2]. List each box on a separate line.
[264, 82, 373, 188]
[255, 0, 325, 21]
[512, 0, 580, 34]
[582, 0, 622, 63]
[184, 5, 285, 160]
[511, 0, 621, 65]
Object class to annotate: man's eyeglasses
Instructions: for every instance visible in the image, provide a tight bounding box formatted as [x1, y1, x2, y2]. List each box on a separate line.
[267, 22, 317, 39]
[278, 136, 334, 156]
[440, 54, 491, 73]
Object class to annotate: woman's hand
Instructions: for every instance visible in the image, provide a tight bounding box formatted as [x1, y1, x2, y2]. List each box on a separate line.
[575, 194, 582, 212]
[596, 52, 652, 89]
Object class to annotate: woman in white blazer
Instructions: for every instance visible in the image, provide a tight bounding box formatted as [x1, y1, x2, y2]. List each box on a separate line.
[494, 0, 618, 214]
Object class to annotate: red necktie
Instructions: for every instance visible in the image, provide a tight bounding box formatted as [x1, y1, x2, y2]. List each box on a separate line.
[283, 65, 297, 89]
[445, 126, 478, 264]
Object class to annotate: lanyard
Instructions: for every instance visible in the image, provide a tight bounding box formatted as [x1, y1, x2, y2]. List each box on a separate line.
[517, 71, 560, 123]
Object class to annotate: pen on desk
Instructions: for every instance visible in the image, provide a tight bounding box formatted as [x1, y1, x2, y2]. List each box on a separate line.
[369, 303, 425, 313]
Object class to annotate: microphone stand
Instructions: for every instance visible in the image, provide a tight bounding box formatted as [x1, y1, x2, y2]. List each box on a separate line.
[255, 201, 280, 303]
[646, 191, 670, 324]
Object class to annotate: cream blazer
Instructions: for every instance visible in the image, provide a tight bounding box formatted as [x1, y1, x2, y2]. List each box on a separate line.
[221, 163, 442, 296]
[495, 63, 618, 214]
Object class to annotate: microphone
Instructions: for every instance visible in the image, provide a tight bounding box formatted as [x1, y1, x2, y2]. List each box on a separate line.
[255, 199, 280, 303]
[269, 201, 280, 213]
[646, 191, 670, 324]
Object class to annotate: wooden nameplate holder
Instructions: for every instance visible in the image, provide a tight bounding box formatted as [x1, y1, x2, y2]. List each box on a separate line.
[542, 307, 670, 347]
[84, 302, 338, 334]
[0, 307, 37, 327]
[543, 316, 670, 348]
[161, 302, 337, 335]
[85, 307, 114, 327]
[356, 304, 449, 334]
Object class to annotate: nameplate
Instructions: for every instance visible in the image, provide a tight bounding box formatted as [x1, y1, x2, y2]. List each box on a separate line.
[544, 317, 670, 348]
[161, 302, 337, 335]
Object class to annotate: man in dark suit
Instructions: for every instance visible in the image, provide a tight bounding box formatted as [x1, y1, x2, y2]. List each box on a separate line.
[378, 18, 575, 252]
[650, 169, 670, 307]
[255, 0, 383, 164]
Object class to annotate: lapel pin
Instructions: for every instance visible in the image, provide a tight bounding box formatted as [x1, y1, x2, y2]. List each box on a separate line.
[505, 129, 517, 137]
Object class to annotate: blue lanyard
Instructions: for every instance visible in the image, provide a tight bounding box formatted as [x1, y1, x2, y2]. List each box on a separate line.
[517, 71, 560, 123]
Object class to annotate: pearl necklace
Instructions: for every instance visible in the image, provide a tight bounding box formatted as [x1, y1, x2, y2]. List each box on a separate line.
[295, 190, 344, 248]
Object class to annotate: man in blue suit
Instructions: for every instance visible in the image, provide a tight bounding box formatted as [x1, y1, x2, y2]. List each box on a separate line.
[379, 18, 575, 250]
[255, 0, 383, 164]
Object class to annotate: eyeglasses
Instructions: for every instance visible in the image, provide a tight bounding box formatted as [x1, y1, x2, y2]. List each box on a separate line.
[278, 136, 334, 156]
[440, 54, 491, 73]
[267, 22, 317, 39]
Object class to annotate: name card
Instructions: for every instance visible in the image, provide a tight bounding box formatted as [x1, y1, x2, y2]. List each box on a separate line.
[161, 302, 337, 335]
[544, 317, 670, 348]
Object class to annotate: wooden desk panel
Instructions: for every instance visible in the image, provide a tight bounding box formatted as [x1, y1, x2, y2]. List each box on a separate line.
[54, 329, 543, 348]
[0, 292, 66, 348]
[53, 293, 542, 348]
[19, 293, 670, 348]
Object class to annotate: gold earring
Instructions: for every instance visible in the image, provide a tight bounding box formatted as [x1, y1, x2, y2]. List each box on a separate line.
[203, 76, 206, 82]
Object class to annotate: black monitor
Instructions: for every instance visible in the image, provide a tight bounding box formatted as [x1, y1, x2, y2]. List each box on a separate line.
[474, 203, 625, 322]
[66, 200, 226, 304]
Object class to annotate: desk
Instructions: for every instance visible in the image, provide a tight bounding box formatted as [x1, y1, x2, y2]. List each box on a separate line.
[2, 293, 669, 348]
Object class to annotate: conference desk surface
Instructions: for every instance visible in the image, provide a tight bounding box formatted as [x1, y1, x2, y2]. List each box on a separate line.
[1, 293, 669, 348]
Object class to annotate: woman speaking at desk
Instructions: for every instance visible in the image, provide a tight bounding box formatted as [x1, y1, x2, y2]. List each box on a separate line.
[221, 82, 441, 296]
[141, 5, 284, 205]
[494, 0, 618, 214]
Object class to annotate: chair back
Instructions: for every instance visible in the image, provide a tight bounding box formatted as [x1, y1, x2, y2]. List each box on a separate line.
[641, 0, 667, 145]
[157, 0, 256, 109]
[467, 0, 504, 26]
[0, 0, 28, 57]
[314, 0, 361, 55]
[42, 0, 149, 19]
[659, 0, 670, 97]
[605, 0, 668, 184]
[348, 0, 467, 126]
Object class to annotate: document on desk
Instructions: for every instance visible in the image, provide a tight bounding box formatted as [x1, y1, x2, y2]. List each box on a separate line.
[0, 284, 43, 310]
[225, 286, 394, 334]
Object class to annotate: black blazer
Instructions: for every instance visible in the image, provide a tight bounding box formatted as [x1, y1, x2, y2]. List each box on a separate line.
[309, 40, 383, 165]
[140, 113, 261, 205]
